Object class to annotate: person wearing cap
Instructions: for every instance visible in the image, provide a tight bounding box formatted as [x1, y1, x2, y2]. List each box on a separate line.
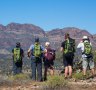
[77, 36, 95, 79]
[27, 37, 44, 82]
[43, 42, 55, 81]
[60, 33, 75, 79]
[12, 42, 24, 75]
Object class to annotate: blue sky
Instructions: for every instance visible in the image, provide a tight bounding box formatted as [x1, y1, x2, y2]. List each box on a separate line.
[0, 0, 96, 34]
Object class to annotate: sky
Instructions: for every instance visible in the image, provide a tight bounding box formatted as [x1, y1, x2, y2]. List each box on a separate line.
[0, 0, 96, 34]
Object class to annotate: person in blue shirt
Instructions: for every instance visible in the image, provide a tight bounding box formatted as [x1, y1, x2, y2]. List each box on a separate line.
[27, 37, 44, 82]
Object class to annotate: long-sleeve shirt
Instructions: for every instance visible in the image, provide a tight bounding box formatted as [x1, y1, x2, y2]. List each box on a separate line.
[77, 40, 92, 58]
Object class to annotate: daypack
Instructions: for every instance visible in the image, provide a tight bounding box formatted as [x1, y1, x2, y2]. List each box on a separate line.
[13, 48, 21, 62]
[84, 41, 92, 55]
[33, 43, 41, 57]
[64, 38, 75, 54]
[44, 48, 55, 61]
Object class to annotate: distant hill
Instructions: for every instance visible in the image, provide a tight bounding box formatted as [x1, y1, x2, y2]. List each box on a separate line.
[0, 23, 96, 58]
[0, 23, 46, 50]
[47, 27, 96, 49]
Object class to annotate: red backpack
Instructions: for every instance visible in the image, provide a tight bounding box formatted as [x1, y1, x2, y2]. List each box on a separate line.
[44, 48, 55, 61]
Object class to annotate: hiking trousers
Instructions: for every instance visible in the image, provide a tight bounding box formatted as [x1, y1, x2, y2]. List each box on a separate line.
[31, 57, 42, 81]
[13, 61, 22, 75]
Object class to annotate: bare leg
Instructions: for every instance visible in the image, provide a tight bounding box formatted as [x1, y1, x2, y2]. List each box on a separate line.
[65, 67, 68, 78]
[83, 68, 87, 75]
[49, 66, 54, 76]
[91, 68, 95, 76]
[50, 69, 54, 76]
[68, 66, 72, 78]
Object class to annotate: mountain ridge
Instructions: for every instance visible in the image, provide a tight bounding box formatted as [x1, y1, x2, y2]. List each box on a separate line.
[0, 22, 96, 58]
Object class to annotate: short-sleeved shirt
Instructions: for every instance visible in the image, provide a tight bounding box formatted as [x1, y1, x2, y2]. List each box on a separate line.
[28, 44, 44, 58]
[61, 40, 74, 67]
[12, 48, 24, 58]
[61, 38, 75, 54]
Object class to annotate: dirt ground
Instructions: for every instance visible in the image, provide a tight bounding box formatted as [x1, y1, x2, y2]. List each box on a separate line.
[0, 79, 96, 90]
[0, 73, 96, 90]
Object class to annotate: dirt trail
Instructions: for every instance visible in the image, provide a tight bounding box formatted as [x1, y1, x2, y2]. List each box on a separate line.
[0, 75, 96, 90]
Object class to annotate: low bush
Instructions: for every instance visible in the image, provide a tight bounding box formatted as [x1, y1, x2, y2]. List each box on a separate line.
[44, 75, 67, 89]
[8, 73, 30, 81]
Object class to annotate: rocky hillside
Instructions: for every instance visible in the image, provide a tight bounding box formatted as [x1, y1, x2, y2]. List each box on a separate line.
[0, 23, 46, 57]
[47, 27, 96, 49]
[0, 23, 96, 58]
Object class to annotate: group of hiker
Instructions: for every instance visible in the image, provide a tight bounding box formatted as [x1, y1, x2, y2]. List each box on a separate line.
[12, 37, 55, 81]
[12, 33, 95, 81]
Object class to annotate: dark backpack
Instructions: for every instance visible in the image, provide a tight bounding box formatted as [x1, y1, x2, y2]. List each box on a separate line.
[44, 48, 55, 61]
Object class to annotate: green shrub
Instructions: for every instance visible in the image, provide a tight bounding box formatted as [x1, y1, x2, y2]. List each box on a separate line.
[8, 73, 30, 81]
[44, 75, 67, 89]
[72, 72, 83, 80]
[72, 71, 90, 80]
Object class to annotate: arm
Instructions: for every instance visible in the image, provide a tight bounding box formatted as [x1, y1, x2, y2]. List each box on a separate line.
[40, 45, 45, 53]
[77, 42, 84, 54]
[77, 42, 83, 49]
[60, 42, 64, 52]
[27, 45, 33, 58]
[22, 49, 24, 58]
[60, 47, 64, 52]
[27, 49, 31, 58]
[73, 39, 76, 52]
[12, 49, 14, 58]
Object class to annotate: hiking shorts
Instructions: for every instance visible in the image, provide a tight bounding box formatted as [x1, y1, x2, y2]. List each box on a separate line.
[44, 59, 54, 69]
[63, 53, 74, 67]
[82, 57, 94, 69]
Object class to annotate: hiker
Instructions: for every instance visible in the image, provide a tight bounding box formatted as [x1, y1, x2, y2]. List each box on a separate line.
[12, 42, 24, 75]
[60, 33, 75, 79]
[27, 37, 44, 82]
[43, 42, 55, 81]
[77, 36, 95, 78]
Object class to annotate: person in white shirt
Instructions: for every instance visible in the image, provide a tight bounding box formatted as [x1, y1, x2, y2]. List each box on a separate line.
[77, 36, 95, 78]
